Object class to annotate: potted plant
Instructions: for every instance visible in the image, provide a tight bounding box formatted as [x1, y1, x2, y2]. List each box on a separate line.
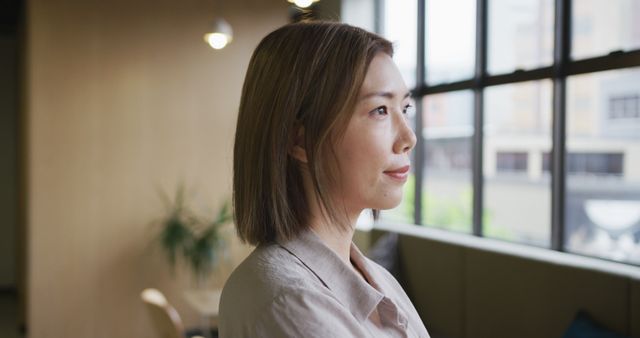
[156, 186, 231, 286]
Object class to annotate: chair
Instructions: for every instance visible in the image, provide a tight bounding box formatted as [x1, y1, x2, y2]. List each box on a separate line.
[141, 288, 205, 338]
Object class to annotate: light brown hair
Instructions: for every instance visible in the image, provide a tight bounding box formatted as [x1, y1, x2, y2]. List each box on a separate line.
[233, 21, 393, 245]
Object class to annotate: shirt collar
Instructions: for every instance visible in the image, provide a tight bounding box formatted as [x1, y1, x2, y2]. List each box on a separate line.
[277, 228, 384, 322]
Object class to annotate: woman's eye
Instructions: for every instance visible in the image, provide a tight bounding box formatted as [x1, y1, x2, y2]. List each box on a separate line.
[371, 106, 388, 116]
[403, 104, 415, 117]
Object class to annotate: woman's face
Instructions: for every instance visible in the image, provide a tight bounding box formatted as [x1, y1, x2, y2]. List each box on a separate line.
[333, 53, 417, 214]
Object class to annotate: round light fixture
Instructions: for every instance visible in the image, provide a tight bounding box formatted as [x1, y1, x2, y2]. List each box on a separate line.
[287, 0, 319, 9]
[204, 18, 233, 50]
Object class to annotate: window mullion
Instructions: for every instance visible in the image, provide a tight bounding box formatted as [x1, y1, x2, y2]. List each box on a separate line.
[472, 0, 488, 237]
[551, 0, 571, 251]
[414, 0, 426, 225]
[374, 0, 384, 35]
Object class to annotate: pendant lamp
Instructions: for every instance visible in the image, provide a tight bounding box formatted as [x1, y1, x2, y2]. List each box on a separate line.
[204, 18, 233, 50]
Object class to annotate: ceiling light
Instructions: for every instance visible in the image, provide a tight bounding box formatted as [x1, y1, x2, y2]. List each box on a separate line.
[287, 0, 319, 9]
[204, 18, 233, 50]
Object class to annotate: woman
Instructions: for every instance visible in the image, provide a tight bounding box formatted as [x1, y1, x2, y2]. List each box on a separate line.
[219, 21, 430, 338]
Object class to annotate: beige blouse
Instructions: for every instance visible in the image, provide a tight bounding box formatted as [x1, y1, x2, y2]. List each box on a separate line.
[219, 229, 430, 338]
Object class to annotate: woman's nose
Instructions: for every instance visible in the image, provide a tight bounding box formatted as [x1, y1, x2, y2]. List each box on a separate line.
[393, 115, 417, 154]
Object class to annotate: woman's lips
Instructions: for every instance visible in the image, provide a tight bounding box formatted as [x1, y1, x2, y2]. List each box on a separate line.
[383, 165, 410, 181]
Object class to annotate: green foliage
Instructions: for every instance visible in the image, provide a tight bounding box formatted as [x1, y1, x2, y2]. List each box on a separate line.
[483, 213, 516, 240]
[423, 189, 473, 232]
[157, 185, 231, 283]
[384, 174, 505, 238]
[161, 215, 193, 267]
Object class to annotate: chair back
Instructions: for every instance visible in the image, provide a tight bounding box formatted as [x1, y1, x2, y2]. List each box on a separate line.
[141, 288, 185, 338]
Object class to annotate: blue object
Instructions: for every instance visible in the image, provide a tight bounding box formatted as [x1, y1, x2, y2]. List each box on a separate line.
[562, 310, 628, 338]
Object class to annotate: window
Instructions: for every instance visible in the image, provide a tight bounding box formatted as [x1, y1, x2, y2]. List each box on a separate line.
[543, 152, 625, 176]
[484, 80, 552, 246]
[609, 94, 640, 120]
[382, 0, 417, 88]
[566, 69, 640, 263]
[496, 152, 528, 173]
[350, 0, 640, 265]
[567, 153, 624, 176]
[340, 0, 375, 32]
[425, 0, 476, 84]
[487, 0, 554, 75]
[422, 91, 474, 233]
[572, 0, 640, 60]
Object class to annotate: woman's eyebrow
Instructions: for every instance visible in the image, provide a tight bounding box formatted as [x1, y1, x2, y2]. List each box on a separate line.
[359, 91, 412, 101]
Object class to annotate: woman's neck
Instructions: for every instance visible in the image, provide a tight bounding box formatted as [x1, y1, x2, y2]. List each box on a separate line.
[299, 168, 361, 265]
[308, 212, 359, 266]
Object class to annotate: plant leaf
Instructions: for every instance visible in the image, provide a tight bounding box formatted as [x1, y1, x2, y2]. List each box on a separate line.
[160, 215, 193, 270]
[215, 200, 232, 224]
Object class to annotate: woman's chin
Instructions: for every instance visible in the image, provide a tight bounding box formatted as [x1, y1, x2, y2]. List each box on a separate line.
[372, 195, 404, 210]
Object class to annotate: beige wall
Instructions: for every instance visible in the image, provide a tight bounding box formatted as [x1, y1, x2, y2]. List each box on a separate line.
[25, 0, 287, 336]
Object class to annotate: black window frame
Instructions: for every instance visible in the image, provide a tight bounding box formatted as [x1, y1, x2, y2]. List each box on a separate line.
[377, 0, 640, 256]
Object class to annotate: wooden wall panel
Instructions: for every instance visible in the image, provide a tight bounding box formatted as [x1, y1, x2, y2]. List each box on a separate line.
[465, 249, 629, 338]
[398, 235, 465, 338]
[26, 0, 287, 337]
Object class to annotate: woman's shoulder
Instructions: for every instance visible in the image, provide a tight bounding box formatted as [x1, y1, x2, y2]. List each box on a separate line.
[219, 243, 372, 337]
[219, 243, 321, 314]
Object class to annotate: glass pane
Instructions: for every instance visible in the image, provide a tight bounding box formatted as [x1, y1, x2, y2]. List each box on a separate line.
[341, 0, 375, 32]
[422, 91, 474, 233]
[566, 68, 640, 265]
[572, 0, 640, 60]
[484, 80, 552, 247]
[383, 0, 417, 88]
[487, 0, 554, 75]
[425, 0, 476, 85]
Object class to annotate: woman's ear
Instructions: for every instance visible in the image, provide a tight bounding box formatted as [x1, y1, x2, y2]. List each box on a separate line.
[289, 125, 308, 163]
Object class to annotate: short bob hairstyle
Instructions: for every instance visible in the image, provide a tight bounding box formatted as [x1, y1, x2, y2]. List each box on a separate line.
[233, 21, 393, 246]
